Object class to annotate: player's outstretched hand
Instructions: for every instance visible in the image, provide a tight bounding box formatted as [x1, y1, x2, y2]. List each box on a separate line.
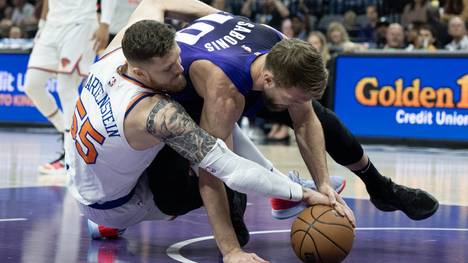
[319, 184, 356, 227]
[92, 23, 110, 52]
[223, 248, 269, 263]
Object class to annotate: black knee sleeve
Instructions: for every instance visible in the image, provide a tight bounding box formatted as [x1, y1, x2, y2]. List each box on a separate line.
[312, 100, 364, 166]
[148, 146, 203, 216]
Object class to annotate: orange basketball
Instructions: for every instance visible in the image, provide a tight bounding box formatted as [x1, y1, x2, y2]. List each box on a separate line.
[290, 205, 355, 263]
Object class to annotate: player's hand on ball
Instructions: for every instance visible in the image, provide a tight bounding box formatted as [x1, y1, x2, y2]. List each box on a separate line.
[302, 188, 332, 206]
[319, 184, 356, 228]
[223, 248, 269, 263]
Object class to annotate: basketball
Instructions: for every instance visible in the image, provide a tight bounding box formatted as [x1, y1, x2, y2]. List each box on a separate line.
[290, 205, 354, 263]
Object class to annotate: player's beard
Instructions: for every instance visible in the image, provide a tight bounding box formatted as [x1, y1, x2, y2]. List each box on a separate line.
[152, 74, 187, 93]
[166, 74, 187, 92]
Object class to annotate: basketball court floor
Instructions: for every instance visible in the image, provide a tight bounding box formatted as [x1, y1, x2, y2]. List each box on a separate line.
[0, 128, 467, 262]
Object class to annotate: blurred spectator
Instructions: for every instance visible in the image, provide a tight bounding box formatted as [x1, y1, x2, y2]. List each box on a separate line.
[228, 0, 245, 15]
[343, 10, 360, 38]
[426, 4, 450, 46]
[445, 16, 468, 50]
[402, 0, 428, 26]
[405, 21, 425, 50]
[303, 0, 324, 17]
[327, 21, 367, 54]
[0, 25, 33, 49]
[281, 18, 294, 38]
[441, 0, 468, 22]
[358, 5, 379, 43]
[418, 24, 438, 50]
[11, 0, 36, 27]
[307, 31, 330, 63]
[374, 17, 390, 48]
[241, 0, 290, 29]
[8, 25, 22, 38]
[384, 23, 406, 49]
[307, 30, 332, 107]
[0, 0, 12, 21]
[0, 0, 12, 37]
[382, 0, 407, 16]
[328, 0, 366, 14]
[290, 13, 307, 39]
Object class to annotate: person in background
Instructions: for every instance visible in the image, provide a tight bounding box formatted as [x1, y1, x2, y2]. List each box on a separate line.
[307, 31, 331, 64]
[24, 0, 116, 175]
[426, 4, 450, 46]
[280, 17, 293, 38]
[441, 0, 468, 23]
[327, 21, 367, 54]
[307, 30, 332, 106]
[11, 0, 36, 27]
[418, 24, 438, 50]
[405, 22, 424, 50]
[445, 16, 468, 51]
[402, 0, 428, 26]
[290, 13, 307, 40]
[383, 23, 406, 49]
[0, 0, 11, 22]
[342, 10, 359, 39]
[241, 0, 289, 29]
[359, 5, 380, 44]
[8, 25, 22, 38]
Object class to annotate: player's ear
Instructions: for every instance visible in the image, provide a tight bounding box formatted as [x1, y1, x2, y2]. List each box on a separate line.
[263, 71, 275, 88]
[132, 67, 150, 83]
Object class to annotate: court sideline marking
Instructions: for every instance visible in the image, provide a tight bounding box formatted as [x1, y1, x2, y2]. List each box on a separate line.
[167, 227, 468, 263]
[0, 218, 27, 222]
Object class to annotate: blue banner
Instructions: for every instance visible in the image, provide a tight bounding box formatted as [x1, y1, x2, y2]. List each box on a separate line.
[0, 52, 58, 124]
[333, 54, 468, 142]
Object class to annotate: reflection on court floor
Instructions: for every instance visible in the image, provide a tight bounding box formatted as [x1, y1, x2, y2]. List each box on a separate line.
[0, 130, 467, 262]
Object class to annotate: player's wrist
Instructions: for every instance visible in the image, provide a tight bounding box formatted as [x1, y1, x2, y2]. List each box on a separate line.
[99, 22, 110, 29]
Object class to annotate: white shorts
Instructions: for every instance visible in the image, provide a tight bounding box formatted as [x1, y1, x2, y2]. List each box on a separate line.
[78, 173, 171, 229]
[27, 20, 98, 77]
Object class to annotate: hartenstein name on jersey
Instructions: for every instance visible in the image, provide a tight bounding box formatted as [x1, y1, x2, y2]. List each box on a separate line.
[83, 74, 120, 137]
[204, 21, 255, 52]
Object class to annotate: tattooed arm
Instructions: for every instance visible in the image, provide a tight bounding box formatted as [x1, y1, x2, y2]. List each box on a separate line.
[144, 97, 307, 259]
[146, 97, 242, 257]
[146, 97, 216, 164]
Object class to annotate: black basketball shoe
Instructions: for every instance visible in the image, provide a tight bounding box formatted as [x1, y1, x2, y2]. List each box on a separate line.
[368, 177, 439, 220]
[226, 187, 250, 247]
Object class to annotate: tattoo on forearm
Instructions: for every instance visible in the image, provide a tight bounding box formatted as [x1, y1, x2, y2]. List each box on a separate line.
[146, 98, 217, 164]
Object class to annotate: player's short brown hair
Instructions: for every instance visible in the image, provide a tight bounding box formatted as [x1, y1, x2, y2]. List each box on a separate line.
[122, 20, 176, 64]
[265, 38, 328, 99]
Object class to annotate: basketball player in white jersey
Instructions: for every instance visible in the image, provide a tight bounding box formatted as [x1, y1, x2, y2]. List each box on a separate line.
[66, 0, 350, 262]
[24, 0, 116, 175]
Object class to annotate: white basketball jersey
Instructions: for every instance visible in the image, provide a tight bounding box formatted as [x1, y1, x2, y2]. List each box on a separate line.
[47, 0, 97, 25]
[67, 48, 164, 205]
